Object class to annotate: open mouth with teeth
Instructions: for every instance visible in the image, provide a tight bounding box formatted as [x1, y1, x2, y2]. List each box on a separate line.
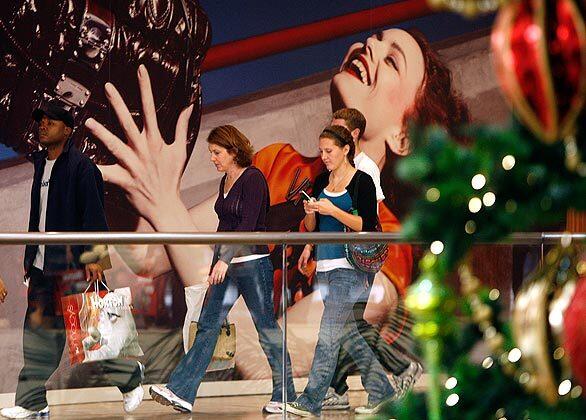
[344, 53, 371, 86]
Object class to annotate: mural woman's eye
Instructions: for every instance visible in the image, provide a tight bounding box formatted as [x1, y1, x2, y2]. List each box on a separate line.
[385, 55, 398, 71]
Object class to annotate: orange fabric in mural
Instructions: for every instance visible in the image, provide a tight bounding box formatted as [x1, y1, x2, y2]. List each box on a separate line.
[253, 143, 325, 205]
[253, 143, 412, 295]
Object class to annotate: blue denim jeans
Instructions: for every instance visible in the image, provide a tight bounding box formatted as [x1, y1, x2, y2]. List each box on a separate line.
[167, 257, 296, 404]
[329, 272, 412, 395]
[295, 268, 394, 414]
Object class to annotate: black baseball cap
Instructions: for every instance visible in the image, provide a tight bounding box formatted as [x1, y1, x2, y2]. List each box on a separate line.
[32, 102, 75, 128]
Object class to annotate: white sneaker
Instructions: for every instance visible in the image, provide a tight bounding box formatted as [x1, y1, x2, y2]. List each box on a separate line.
[285, 402, 316, 417]
[322, 387, 350, 410]
[123, 385, 144, 413]
[262, 401, 283, 414]
[122, 361, 145, 413]
[354, 395, 396, 415]
[396, 361, 424, 399]
[0, 406, 49, 419]
[149, 385, 192, 413]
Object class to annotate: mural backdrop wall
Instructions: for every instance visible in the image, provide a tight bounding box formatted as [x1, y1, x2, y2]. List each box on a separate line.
[0, 0, 510, 396]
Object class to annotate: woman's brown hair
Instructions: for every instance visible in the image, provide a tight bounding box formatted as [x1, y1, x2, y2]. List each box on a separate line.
[320, 124, 356, 166]
[207, 125, 255, 167]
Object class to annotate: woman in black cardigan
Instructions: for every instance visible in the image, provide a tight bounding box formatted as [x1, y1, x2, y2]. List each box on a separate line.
[286, 125, 395, 417]
[148, 125, 296, 414]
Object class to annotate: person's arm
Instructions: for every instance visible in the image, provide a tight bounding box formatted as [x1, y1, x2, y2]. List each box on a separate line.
[297, 244, 313, 275]
[363, 162, 385, 203]
[303, 206, 317, 232]
[317, 203, 362, 231]
[107, 196, 218, 278]
[78, 164, 108, 232]
[303, 171, 327, 232]
[0, 276, 7, 303]
[298, 172, 325, 274]
[354, 173, 378, 231]
[85, 65, 209, 287]
[77, 163, 110, 280]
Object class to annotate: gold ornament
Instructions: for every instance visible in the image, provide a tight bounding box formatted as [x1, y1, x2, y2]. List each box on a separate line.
[512, 244, 580, 405]
[427, 0, 505, 17]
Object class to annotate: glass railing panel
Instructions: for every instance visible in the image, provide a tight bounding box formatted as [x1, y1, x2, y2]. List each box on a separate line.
[1, 233, 581, 418]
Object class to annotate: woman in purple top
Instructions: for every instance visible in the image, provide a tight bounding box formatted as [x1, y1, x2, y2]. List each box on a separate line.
[150, 125, 296, 414]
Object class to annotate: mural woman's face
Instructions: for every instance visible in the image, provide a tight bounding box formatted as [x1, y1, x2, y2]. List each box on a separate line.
[331, 29, 425, 155]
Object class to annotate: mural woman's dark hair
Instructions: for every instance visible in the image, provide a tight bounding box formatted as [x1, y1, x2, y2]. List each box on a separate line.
[402, 29, 471, 144]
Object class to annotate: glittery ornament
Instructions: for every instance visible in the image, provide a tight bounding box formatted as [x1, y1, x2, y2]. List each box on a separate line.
[513, 245, 580, 404]
[563, 274, 586, 391]
[491, 0, 586, 143]
[427, 0, 503, 17]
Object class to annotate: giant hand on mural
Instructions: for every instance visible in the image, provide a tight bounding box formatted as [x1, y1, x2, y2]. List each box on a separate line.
[85, 67, 194, 227]
[85, 65, 206, 286]
[0, 0, 210, 227]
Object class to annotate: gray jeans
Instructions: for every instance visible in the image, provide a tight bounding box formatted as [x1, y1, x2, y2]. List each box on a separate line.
[295, 268, 394, 414]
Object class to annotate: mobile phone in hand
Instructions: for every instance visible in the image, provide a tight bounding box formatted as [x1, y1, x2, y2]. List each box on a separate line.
[300, 190, 312, 201]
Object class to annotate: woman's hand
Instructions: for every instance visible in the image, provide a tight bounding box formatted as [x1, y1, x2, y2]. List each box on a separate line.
[298, 245, 312, 275]
[84, 65, 193, 224]
[314, 198, 338, 217]
[0, 276, 7, 303]
[208, 260, 229, 285]
[303, 198, 317, 215]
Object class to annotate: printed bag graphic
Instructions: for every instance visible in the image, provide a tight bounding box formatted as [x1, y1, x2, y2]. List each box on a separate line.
[61, 281, 143, 364]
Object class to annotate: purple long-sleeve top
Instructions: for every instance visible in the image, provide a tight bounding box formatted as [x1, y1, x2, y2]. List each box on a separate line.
[212, 166, 271, 264]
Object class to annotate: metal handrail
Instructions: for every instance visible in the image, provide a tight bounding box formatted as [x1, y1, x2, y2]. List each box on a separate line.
[0, 231, 583, 245]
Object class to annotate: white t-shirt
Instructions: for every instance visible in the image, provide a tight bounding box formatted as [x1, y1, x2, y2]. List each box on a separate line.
[354, 152, 385, 202]
[33, 158, 56, 270]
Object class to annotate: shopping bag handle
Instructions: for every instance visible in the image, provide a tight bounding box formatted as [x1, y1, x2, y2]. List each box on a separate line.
[83, 279, 111, 294]
[222, 319, 231, 336]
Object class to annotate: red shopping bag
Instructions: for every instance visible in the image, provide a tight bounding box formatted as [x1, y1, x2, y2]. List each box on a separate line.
[61, 281, 143, 364]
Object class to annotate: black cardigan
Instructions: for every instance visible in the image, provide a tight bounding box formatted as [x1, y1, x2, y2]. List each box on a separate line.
[311, 169, 378, 232]
[212, 166, 271, 264]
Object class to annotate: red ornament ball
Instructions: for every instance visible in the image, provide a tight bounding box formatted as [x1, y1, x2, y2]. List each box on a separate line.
[491, 0, 586, 143]
[564, 275, 586, 389]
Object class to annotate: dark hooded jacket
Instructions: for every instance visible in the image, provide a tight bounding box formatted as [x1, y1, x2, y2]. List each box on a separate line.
[24, 139, 108, 275]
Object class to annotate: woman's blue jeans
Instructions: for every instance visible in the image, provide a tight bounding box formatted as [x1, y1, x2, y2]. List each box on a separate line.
[295, 268, 394, 414]
[166, 257, 296, 404]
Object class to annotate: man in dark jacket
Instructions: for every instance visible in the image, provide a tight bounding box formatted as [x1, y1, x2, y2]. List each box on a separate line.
[0, 103, 144, 419]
